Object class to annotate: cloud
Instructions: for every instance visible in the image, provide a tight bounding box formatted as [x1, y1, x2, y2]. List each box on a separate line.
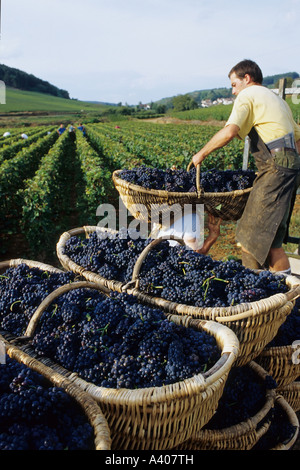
[1, 0, 299, 103]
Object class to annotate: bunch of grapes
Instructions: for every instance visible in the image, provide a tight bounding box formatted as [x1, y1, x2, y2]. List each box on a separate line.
[63, 234, 289, 308]
[31, 289, 220, 389]
[204, 365, 277, 430]
[119, 166, 256, 193]
[0, 356, 94, 450]
[63, 228, 151, 283]
[0, 264, 75, 336]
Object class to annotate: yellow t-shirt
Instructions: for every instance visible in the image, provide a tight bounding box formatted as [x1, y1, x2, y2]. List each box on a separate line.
[226, 85, 300, 144]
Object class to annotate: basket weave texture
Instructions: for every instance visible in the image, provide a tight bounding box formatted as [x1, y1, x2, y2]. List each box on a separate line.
[13, 281, 240, 451]
[57, 227, 300, 368]
[1, 335, 112, 450]
[112, 167, 252, 222]
[277, 381, 300, 413]
[255, 344, 300, 388]
[174, 361, 275, 451]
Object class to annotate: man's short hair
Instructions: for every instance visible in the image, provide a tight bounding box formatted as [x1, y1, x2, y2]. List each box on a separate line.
[228, 60, 263, 84]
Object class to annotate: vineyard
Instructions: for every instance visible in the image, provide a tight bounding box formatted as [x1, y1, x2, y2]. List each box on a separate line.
[0, 120, 250, 263]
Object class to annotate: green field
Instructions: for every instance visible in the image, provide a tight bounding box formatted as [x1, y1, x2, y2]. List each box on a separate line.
[0, 120, 248, 263]
[1, 87, 111, 113]
[0, 87, 114, 127]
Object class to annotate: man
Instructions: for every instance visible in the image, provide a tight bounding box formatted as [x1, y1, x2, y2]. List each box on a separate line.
[192, 59, 300, 274]
[57, 124, 66, 135]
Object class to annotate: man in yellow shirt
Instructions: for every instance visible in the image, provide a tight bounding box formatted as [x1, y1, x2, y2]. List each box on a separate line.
[192, 59, 300, 274]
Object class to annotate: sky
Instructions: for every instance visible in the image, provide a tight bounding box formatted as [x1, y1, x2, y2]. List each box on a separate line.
[0, 0, 299, 105]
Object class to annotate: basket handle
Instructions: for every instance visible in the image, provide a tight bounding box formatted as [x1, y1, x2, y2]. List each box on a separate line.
[122, 236, 185, 291]
[24, 281, 109, 338]
[187, 159, 202, 195]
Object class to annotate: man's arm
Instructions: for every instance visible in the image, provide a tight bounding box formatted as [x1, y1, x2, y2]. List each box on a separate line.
[296, 139, 300, 155]
[192, 124, 240, 167]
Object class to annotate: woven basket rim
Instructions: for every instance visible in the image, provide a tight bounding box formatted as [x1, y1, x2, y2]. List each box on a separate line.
[270, 394, 299, 450]
[20, 280, 240, 405]
[0, 258, 65, 274]
[112, 169, 253, 198]
[1, 335, 112, 450]
[56, 226, 300, 320]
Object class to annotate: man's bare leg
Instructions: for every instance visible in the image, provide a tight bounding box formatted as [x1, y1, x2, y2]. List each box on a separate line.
[241, 246, 291, 273]
[241, 248, 262, 270]
[267, 247, 290, 272]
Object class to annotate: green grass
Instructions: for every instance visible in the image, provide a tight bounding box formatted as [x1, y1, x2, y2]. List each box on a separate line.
[168, 103, 233, 122]
[169, 97, 300, 124]
[0, 88, 116, 126]
[0, 87, 110, 113]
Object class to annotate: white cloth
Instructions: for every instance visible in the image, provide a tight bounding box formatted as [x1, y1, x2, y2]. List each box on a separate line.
[156, 212, 203, 247]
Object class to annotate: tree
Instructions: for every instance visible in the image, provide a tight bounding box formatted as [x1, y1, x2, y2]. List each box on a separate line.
[274, 76, 295, 88]
[172, 94, 198, 111]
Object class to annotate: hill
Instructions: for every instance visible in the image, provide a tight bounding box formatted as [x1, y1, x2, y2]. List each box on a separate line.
[1, 87, 111, 113]
[0, 87, 116, 127]
[0, 63, 70, 99]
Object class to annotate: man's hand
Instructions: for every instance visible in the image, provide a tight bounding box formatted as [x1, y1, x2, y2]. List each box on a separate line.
[207, 213, 222, 238]
[192, 149, 206, 167]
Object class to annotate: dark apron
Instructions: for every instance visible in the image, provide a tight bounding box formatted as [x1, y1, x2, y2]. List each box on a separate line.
[236, 127, 300, 266]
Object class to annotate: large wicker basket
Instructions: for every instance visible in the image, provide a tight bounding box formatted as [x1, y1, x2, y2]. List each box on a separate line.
[13, 281, 240, 451]
[112, 162, 253, 223]
[124, 237, 300, 367]
[174, 361, 276, 451]
[255, 344, 300, 388]
[0, 335, 111, 450]
[56, 228, 300, 368]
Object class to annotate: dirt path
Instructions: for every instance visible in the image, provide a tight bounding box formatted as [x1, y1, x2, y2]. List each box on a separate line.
[139, 116, 226, 127]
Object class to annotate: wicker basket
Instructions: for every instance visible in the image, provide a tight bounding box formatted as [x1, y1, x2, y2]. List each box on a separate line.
[56, 229, 300, 368]
[125, 237, 300, 367]
[112, 162, 253, 223]
[174, 361, 276, 450]
[277, 381, 300, 412]
[0, 335, 111, 450]
[16, 281, 239, 450]
[255, 344, 300, 388]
